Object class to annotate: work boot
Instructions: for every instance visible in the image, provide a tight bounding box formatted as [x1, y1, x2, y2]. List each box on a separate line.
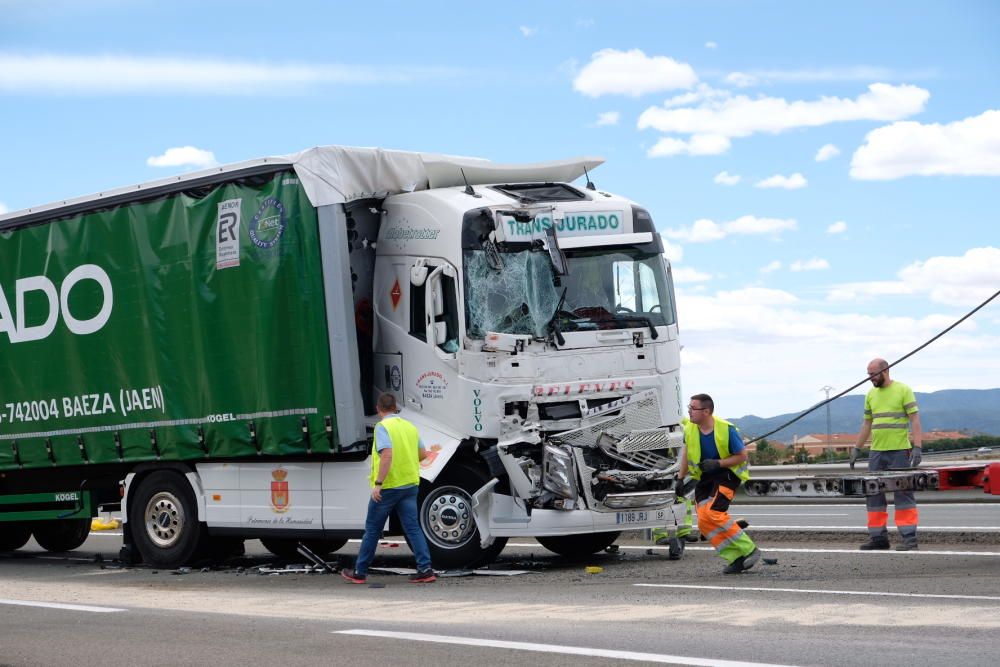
[742, 548, 761, 571]
[895, 541, 918, 552]
[859, 538, 890, 551]
[684, 532, 701, 543]
[722, 556, 746, 574]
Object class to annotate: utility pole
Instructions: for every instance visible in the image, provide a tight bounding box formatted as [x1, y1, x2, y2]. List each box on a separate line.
[821, 385, 834, 462]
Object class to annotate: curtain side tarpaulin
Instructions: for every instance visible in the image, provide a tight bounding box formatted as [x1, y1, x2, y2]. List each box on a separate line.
[0, 173, 336, 470]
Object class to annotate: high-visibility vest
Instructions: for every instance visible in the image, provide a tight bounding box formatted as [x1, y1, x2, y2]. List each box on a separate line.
[370, 416, 421, 489]
[685, 416, 750, 482]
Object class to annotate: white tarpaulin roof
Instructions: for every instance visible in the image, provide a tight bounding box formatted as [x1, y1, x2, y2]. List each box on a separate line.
[283, 145, 605, 206]
[0, 145, 605, 224]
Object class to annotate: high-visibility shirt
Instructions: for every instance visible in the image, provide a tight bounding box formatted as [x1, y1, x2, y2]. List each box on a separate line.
[370, 416, 422, 489]
[685, 416, 750, 482]
[864, 381, 918, 451]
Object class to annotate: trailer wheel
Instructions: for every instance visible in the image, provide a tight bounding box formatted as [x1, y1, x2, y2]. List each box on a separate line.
[260, 537, 348, 560]
[536, 531, 621, 559]
[129, 471, 205, 568]
[31, 519, 91, 552]
[419, 461, 507, 569]
[0, 522, 32, 551]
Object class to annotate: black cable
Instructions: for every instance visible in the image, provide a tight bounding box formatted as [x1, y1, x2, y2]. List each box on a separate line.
[744, 287, 1000, 446]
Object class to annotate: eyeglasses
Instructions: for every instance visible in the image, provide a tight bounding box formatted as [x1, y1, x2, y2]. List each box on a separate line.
[687, 405, 708, 412]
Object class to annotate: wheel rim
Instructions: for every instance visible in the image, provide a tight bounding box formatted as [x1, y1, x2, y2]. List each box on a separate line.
[144, 491, 186, 548]
[420, 485, 476, 550]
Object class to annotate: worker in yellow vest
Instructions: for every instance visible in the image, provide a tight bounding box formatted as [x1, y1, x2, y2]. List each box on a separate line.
[680, 393, 760, 574]
[342, 393, 436, 584]
[851, 358, 922, 551]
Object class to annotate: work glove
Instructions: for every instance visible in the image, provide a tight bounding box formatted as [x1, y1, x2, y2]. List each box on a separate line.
[910, 447, 922, 467]
[849, 447, 863, 470]
[699, 459, 721, 474]
[674, 476, 696, 499]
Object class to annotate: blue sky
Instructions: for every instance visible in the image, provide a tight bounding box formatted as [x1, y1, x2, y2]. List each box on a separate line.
[2, 0, 998, 419]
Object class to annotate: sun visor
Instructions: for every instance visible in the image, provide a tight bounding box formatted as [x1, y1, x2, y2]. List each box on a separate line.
[423, 155, 605, 189]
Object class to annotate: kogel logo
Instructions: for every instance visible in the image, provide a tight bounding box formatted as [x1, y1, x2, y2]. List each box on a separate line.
[0, 264, 114, 344]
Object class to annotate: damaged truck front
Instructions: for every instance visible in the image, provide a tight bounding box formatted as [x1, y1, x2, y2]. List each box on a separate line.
[374, 171, 686, 563]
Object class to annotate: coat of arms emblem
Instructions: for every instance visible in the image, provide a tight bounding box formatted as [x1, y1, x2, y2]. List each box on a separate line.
[270, 468, 289, 513]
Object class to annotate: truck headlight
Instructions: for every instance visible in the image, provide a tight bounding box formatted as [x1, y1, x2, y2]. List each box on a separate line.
[543, 444, 577, 499]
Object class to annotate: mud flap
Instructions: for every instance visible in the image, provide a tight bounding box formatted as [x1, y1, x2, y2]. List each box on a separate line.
[471, 477, 499, 548]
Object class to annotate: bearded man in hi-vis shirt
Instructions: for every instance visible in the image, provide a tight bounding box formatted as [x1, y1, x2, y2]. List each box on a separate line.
[852, 358, 923, 551]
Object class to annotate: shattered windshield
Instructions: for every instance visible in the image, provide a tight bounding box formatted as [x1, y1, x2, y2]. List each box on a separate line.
[464, 250, 561, 338]
[463, 247, 675, 339]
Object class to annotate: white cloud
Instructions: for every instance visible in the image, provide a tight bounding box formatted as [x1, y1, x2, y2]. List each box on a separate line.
[826, 280, 912, 302]
[850, 109, 1000, 180]
[576, 18, 595, 28]
[815, 143, 841, 161]
[826, 247, 1000, 307]
[705, 41, 718, 49]
[725, 72, 758, 88]
[723, 215, 797, 236]
[519, 26, 537, 38]
[664, 218, 726, 243]
[660, 237, 684, 262]
[790, 258, 830, 272]
[755, 173, 808, 189]
[663, 215, 797, 242]
[573, 48, 698, 98]
[659, 84, 730, 109]
[714, 171, 741, 185]
[647, 134, 730, 157]
[760, 260, 782, 274]
[715, 287, 798, 306]
[0, 53, 458, 94]
[672, 266, 713, 283]
[147, 146, 218, 169]
[898, 247, 1000, 306]
[594, 111, 620, 126]
[827, 221, 847, 234]
[638, 83, 929, 147]
[718, 66, 935, 86]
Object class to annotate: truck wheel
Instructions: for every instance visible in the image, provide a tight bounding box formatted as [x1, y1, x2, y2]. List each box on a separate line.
[260, 537, 348, 559]
[129, 471, 205, 568]
[418, 461, 507, 569]
[31, 519, 91, 552]
[0, 522, 32, 551]
[536, 531, 621, 559]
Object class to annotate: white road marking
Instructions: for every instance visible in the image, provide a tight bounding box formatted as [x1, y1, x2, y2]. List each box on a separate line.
[0, 598, 125, 613]
[635, 583, 1000, 602]
[735, 512, 850, 516]
[510, 542, 1000, 555]
[334, 629, 803, 667]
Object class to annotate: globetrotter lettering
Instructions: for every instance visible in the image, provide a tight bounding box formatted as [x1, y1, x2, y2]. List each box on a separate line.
[472, 389, 484, 432]
[0, 264, 114, 344]
[531, 380, 636, 397]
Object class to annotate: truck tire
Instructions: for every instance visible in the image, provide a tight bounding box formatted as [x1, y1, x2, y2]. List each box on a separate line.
[0, 522, 32, 551]
[129, 471, 205, 568]
[260, 537, 348, 560]
[536, 531, 621, 559]
[418, 461, 507, 569]
[31, 519, 91, 552]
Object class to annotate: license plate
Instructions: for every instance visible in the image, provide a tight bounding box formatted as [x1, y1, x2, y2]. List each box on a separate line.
[616, 509, 665, 524]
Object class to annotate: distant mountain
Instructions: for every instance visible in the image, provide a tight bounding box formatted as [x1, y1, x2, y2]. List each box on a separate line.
[731, 388, 1000, 441]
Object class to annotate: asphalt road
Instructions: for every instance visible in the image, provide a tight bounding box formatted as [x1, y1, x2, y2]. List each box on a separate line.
[2, 522, 999, 667]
